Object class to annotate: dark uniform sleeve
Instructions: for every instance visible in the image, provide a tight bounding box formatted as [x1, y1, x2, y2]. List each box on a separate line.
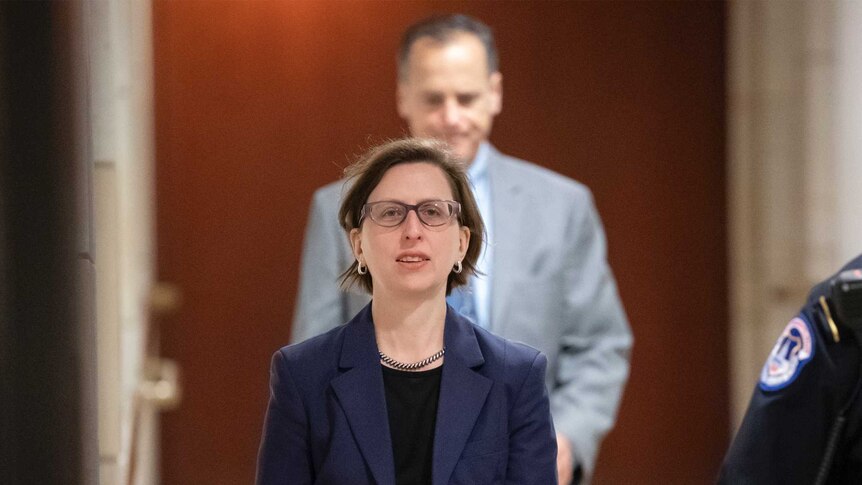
[719, 255, 862, 485]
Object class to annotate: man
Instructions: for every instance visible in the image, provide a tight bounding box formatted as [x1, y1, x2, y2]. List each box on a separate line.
[292, 14, 632, 483]
[719, 254, 862, 484]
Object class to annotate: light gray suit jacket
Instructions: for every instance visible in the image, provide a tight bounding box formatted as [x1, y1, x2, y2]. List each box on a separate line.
[291, 145, 632, 478]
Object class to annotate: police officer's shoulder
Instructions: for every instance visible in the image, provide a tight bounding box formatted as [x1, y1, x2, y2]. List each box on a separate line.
[757, 254, 862, 394]
[757, 309, 818, 393]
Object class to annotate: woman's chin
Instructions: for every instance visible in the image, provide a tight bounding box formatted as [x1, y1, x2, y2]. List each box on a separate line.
[378, 278, 447, 300]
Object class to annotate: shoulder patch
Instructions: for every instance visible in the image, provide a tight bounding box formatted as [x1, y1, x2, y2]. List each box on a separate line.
[759, 314, 815, 391]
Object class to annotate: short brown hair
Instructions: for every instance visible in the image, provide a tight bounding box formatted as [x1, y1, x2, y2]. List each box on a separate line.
[397, 14, 498, 81]
[338, 138, 485, 295]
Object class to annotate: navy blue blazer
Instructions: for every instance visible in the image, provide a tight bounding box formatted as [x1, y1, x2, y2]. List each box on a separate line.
[256, 304, 557, 484]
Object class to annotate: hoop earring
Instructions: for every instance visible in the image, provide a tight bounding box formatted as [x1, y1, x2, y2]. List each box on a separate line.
[357, 261, 367, 275]
[453, 261, 463, 274]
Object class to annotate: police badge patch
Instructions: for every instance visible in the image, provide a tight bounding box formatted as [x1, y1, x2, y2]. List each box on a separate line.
[759, 315, 815, 391]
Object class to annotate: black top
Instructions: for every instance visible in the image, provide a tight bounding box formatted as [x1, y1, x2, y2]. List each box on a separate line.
[382, 365, 442, 485]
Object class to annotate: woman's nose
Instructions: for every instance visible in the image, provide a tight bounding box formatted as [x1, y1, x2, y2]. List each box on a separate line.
[401, 210, 424, 239]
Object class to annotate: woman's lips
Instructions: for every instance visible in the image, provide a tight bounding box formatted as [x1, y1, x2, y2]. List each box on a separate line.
[396, 254, 430, 268]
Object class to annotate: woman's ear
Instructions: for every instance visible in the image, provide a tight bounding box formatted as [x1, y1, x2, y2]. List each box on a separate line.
[349, 228, 363, 261]
[459, 227, 470, 260]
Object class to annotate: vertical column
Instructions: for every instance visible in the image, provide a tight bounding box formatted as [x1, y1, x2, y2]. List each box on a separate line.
[88, 0, 157, 484]
[834, 0, 862, 262]
[727, 1, 811, 426]
[727, 0, 840, 428]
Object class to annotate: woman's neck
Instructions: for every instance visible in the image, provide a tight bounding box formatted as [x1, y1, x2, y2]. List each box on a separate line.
[371, 293, 446, 364]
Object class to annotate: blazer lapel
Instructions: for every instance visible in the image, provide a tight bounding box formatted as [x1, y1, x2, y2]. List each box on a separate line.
[432, 309, 492, 485]
[488, 148, 525, 334]
[330, 306, 396, 485]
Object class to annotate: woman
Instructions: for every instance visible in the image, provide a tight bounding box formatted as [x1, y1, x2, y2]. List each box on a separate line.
[256, 138, 557, 484]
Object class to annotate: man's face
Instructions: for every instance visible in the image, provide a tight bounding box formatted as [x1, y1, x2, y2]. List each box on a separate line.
[397, 33, 502, 164]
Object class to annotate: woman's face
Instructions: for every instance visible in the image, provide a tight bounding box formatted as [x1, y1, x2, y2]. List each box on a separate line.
[350, 162, 469, 300]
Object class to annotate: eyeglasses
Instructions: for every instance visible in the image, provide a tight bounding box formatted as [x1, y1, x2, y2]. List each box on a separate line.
[360, 200, 461, 228]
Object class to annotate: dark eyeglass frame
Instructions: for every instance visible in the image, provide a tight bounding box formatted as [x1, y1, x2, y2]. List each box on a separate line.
[360, 199, 461, 228]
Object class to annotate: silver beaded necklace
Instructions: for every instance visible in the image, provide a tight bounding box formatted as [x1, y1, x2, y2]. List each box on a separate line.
[379, 347, 446, 371]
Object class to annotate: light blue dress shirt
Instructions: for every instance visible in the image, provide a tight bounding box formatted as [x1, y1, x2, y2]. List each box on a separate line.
[449, 142, 493, 329]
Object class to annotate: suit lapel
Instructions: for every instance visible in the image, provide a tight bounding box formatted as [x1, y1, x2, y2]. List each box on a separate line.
[330, 306, 396, 485]
[488, 148, 525, 334]
[432, 309, 492, 485]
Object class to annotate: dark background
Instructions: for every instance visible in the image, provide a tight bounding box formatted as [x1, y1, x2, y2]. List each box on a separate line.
[154, 2, 727, 483]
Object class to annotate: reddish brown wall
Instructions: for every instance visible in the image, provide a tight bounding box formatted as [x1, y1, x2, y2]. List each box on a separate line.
[154, 2, 727, 483]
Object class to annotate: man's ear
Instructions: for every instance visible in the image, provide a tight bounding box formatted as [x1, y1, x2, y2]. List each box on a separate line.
[396, 83, 410, 119]
[489, 72, 503, 115]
